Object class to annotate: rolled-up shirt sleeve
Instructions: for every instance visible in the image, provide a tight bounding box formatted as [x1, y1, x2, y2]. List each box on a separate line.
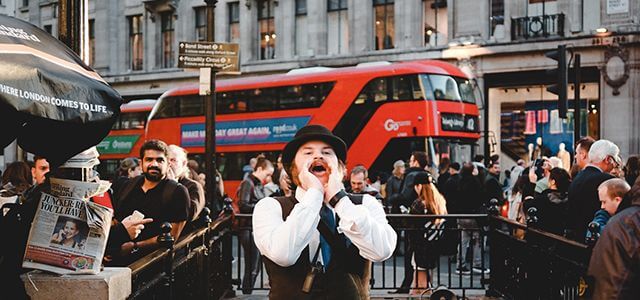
[253, 188, 323, 267]
[334, 194, 397, 262]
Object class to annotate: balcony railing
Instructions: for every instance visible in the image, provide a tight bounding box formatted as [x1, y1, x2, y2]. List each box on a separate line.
[511, 13, 565, 41]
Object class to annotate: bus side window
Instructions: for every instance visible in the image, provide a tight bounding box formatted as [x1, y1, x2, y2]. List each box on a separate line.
[392, 76, 415, 100]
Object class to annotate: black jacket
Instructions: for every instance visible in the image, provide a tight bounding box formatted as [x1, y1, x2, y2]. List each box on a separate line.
[238, 174, 266, 214]
[522, 183, 569, 236]
[484, 172, 504, 205]
[385, 175, 403, 204]
[455, 173, 484, 214]
[567, 166, 614, 241]
[399, 167, 426, 209]
[179, 177, 205, 221]
[442, 173, 461, 213]
[588, 196, 640, 299]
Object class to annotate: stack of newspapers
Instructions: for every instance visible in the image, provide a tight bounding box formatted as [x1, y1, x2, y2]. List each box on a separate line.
[22, 148, 113, 275]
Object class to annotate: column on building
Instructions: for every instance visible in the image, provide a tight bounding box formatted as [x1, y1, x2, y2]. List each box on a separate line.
[141, 7, 155, 71]
[275, 0, 295, 60]
[350, 0, 374, 53]
[240, 1, 255, 63]
[92, 0, 110, 73]
[113, 1, 129, 74]
[394, 0, 422, 49]
[215, 0, 228, 42]
[306, 0, 328, 57]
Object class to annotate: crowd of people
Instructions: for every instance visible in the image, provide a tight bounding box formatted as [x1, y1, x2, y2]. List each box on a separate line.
[2, 131, 638, 298]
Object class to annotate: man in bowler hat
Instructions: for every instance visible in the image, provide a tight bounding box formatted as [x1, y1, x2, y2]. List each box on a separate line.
[252, 125, 397, 299]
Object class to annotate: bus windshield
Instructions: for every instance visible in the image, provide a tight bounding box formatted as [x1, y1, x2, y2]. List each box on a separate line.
[422, 74, 476, 104]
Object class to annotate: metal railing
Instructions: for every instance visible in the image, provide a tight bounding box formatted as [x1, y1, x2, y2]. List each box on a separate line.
[127, 207, 235, 300]
[487, 204, 595, 299]
[232, 213, 491, 298]
[123, 199, 598, 300]
[511, 13, 565, 41]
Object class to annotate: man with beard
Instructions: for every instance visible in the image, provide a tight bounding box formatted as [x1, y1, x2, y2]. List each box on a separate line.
[253, 125, 396, 299]
[168, 144, 205, 222]
[112, 140, 191, 263]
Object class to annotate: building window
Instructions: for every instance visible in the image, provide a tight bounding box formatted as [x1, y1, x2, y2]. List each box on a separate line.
[128, 15, 143, 71]
[258, 0, 276, 60]
[228, 2, 240, 43]
[295, 0, 308, 56]
[373, 0, 394, 50]
[423, 0, 447, 47]
[195, 7, 207, 41]
[44, 25, 52, 34]
[327, 0, 348, 55]
[22, 0, 28, 7]
[490, 0, 504, 38]
[88, 19, 95, 66]
[161, 12, 175, 68]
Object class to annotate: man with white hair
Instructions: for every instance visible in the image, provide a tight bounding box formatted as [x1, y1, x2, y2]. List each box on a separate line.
[567, 139, 619, 241]
[168, 144, 205, 222]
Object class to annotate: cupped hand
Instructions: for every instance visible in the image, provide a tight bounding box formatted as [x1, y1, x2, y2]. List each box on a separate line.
[298, 158, 324, 192]
[324, 155, 345, 203]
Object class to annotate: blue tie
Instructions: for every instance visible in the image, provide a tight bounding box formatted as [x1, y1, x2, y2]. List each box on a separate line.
[319, 205, 335, 268]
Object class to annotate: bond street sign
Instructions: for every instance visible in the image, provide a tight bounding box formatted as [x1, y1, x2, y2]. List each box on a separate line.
[178, 41, 239, 72]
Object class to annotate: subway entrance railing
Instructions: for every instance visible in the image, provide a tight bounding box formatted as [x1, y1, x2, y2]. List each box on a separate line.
[125, 201, 597, 299]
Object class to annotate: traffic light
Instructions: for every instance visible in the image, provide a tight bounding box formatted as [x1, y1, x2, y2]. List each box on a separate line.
[545, 45, 568, 118]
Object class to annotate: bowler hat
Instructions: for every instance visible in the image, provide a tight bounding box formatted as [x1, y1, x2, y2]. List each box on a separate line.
[281, 125, 347, 166]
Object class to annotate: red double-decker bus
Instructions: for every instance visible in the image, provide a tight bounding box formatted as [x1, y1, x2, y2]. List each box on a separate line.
[96, 99, 156, 180]
[146, 60, 480, 196]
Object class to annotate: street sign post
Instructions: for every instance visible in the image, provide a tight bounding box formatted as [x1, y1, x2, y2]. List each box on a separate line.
[178, 41, 239, 72]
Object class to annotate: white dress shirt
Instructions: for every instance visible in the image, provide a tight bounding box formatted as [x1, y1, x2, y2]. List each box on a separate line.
[253, 187, 397, 267]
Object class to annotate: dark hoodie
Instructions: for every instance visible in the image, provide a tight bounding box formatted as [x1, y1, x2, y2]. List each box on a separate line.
[522, 182, 569, 236]
[399, 167, 426, 210]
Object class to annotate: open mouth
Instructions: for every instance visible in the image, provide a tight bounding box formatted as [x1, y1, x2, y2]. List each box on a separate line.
[309, 162, 328, 177]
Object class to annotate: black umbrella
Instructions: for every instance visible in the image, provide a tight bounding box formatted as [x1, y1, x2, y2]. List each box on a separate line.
[0, 15, 121, 167]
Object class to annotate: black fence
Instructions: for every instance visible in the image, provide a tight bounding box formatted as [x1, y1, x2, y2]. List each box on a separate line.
[511, 13, 565, 40]
[488, 206, 594, 300]
[127, 208, 235, 300]
[124, 202, 597, 300]
[233, 213, 490, 298]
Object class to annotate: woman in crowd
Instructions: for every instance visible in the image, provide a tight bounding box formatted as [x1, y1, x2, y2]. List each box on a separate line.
[624, 155, 639, 186]
[0, 162, 33, 206]
[409, 171, 448, 294]
[385, 160, 405, 212]
[523, 167, 571, 235]
[111, 157, 141, 195]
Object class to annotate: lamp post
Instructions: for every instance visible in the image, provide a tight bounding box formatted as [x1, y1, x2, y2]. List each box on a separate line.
[204, 0, 219, 214]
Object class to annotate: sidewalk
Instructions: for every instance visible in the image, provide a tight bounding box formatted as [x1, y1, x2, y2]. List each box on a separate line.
[228, 289, 501, 299]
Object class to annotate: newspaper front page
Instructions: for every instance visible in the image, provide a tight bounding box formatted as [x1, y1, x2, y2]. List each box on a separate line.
[22, 178, 113, 275]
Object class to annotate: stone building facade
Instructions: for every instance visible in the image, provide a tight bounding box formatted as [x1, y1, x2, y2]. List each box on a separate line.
[5, 0, 640, 167]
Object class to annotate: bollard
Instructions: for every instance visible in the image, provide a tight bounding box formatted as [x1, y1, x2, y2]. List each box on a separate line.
[526, 207, 538, 227]
[585, 221, 600, 247]
[488, 198, 500, 216]
[157, 222, 174, 300]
